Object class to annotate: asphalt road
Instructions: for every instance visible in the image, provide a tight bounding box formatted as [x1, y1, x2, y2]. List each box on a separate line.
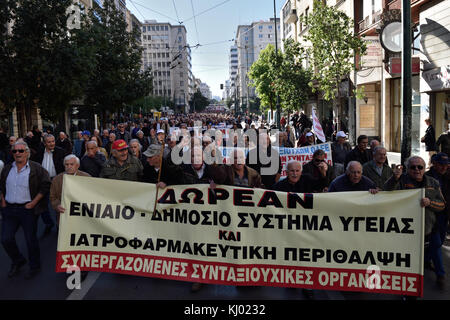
[0, 215, 449, 301]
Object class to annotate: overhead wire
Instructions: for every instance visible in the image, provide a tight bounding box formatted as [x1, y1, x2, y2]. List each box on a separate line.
[189, 0, 200, 47]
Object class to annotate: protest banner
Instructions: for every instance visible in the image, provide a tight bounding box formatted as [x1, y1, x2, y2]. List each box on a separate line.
[276, 143, 332, 176]
[56, 175, 424, 297]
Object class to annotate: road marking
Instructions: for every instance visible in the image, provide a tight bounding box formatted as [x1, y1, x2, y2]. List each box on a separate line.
[66, 272, 102, 300]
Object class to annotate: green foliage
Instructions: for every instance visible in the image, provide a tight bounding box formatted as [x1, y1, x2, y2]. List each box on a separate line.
[301, 0, 367, 101]
[189, 90, 210, 112]
[0, 0, 152, 125]
[0, 0, 95, 123]
[275, 39, 312, 114]
[248, 40, 311, 115]
[83, 0, 152, 115]
[248, 44, 278, 112]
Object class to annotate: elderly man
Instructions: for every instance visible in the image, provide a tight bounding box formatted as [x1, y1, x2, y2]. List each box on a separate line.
[116, 123, 131, 144]
[302, 149, 335, 192]
[80, 141, 106, 177]
[331, 131, 352, 176]
[50, 155, 90, 219]
[362, 146, 393, 190]
[0, 141, 51, 279]
[142, 144, 183, 187]
[105, 132, 116, 156]
[344, 135, 372, 169]
[328, 161, 377, 193]
[225, 148, 262, 188]
[100, 139, 143, 181]
[129, 139, 146, 166]
[31, 134, 68, 235]
[246, 131, 281, 189]
[384, 155, 446, 289]
[56, 132, 72, 156]
[101, 129, 110, 149]
[272, 160, 328, 193]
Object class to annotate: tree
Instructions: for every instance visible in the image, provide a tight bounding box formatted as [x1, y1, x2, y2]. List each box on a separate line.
[0, 0, 96, 128]
[274, 39, 312, 115]
[248, 40, 311, 117]
[301, 0, 366, 120]
[189, 90, 209, 113]
[248, 44, 278, 117]
[82, 0, 152, 125]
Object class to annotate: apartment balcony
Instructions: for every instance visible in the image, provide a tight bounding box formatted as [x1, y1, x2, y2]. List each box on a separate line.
[286, 9, 298, 24]
[357, 9, 383, 34]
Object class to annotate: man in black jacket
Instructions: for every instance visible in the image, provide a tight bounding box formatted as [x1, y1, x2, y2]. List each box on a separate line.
[0, 141, 51, 279]
[80, 141, 106, 177]
[31, 134, 68, 235]
[272, 160, 328, 194]
[344, 135, 371, 169]
[302, 149, 335, 192]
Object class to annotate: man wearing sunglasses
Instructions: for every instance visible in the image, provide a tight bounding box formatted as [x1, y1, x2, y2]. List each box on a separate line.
[384, 156, 446, 289]
[0, 141, 51, 279]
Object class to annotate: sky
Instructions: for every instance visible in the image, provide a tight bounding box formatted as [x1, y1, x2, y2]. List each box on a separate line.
[127, 0, 285, 99]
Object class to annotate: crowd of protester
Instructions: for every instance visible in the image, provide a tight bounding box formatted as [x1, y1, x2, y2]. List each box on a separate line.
[0, 111, 448, 299]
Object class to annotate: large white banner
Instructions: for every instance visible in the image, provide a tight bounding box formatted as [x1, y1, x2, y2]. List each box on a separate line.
[57, 175, 425, 297]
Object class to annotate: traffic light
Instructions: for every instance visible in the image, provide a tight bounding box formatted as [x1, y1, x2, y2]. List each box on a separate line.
[220, 84, 223, 90]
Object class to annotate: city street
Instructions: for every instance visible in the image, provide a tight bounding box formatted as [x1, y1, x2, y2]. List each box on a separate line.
[0, 216, 449, 301]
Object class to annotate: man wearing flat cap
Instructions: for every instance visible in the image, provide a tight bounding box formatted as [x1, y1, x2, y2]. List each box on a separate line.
[100, 139, 143, 181]
[142, 144, 183, 188]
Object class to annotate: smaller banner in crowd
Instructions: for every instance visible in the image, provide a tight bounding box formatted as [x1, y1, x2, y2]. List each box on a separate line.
[217, 143, 332, 175]
[312, 108, 327, 143]
[276, 143, 332, 176]
[57, 175, 425, 297]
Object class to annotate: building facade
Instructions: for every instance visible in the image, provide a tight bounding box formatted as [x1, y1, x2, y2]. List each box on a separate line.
[141, 20, 192, 113]
[234, 19, 281, 112]
[279, 0, 449, 161]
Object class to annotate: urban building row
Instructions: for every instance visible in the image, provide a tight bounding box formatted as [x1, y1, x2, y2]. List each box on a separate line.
[2, 0, 214, 137]
[278, 0, 449, 162]
[224, 19, 281, 112]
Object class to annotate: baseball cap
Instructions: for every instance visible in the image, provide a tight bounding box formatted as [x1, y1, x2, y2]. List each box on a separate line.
[157, 129, 165, 134]
[82, 130, 91, 136]
[111, 139, 128, 151]
[431, 152, 449, 165]
[306, 132, 314, 137]
[143, 144, 162, 158]
[336, 131, 347, 138]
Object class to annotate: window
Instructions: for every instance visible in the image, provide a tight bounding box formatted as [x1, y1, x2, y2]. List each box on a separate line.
[142, 26, 146, 32]
[259, 34, 263, 38]
[268, 25, 273, 30]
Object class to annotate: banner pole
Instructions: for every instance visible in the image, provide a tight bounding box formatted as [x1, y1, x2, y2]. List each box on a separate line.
[152, 143, 165, 217]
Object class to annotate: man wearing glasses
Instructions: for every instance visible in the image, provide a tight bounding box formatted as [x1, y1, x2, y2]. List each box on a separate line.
[0, 141, 51, 279]
[384, 156, 446, 289]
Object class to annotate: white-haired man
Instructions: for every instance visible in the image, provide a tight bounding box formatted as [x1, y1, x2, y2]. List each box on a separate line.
[50, 154, 90, 218]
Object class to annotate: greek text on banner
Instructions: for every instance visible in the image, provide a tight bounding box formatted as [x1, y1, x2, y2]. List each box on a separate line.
[56, 175, 425, 297]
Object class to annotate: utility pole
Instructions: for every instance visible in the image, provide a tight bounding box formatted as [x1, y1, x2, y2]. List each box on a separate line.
[273, 0, 281, 130]
[401, 0, 412, 165]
